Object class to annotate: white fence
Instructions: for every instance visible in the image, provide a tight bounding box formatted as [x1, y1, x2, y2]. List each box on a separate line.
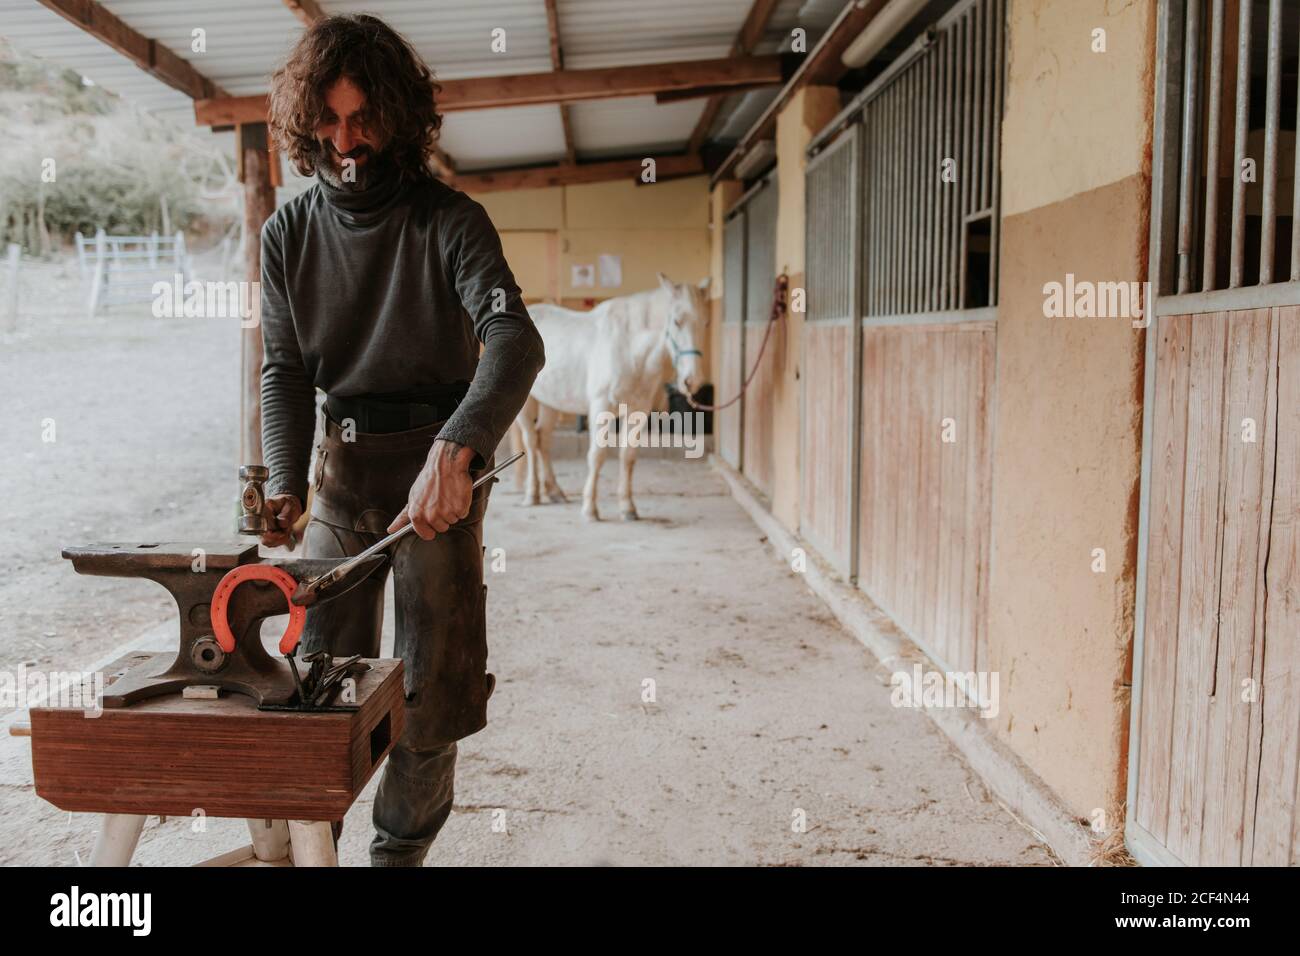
[75, 228, 193, 316]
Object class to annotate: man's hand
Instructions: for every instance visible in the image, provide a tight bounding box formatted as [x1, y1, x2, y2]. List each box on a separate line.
[390, 439, 476, 540]
[260, 494, 304, 549]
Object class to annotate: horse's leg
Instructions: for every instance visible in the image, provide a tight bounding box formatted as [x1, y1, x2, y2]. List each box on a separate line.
[515, 398, 542, 507]
[617, 405, 643, 521]
[583, 401, 612, 522]
[536, 404, 567, 503]
[507, 420, 527, 493]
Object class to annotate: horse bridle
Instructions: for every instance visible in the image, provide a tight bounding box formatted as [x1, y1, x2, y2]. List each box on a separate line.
[665, 325, 703, 370]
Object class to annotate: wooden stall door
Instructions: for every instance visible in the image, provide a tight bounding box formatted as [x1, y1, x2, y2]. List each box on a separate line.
[1133, 307, 1299, 866]
[720, 214, 746, 470]
[857, 322, 995, 673]
[842, 0, 1004, 672]
[801, 129, 859, 576]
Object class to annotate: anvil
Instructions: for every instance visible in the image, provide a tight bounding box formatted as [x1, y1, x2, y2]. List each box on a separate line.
[62, 542, 384, 709]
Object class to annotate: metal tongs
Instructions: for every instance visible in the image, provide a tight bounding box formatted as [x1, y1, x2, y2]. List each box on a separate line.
[289, 451, 522, 607]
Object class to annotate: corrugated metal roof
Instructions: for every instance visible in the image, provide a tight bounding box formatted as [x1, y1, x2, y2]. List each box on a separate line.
[557, 0, 751, 67]
[569, 95, 707, 159]
[0, 0, 200, 125]
[439, 103, 568, 168]
[0, 0, 843, 171]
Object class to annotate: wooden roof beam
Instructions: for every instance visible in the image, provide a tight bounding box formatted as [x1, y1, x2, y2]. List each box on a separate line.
[196, 54, 785, 125]
[688, 0, 781, 155]
[36, 0, 228, 100]
[711, 0, 888, 184]
[455, 153, 703, 194]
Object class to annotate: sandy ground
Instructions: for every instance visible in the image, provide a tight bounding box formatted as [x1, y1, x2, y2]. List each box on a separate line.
[0, 264, 1052, 866]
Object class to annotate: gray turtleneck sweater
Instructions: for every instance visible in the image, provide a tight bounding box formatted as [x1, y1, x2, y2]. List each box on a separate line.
[258, 172, 545, 506]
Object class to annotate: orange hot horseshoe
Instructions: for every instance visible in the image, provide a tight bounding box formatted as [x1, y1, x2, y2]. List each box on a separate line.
[210, 565, 306, 656]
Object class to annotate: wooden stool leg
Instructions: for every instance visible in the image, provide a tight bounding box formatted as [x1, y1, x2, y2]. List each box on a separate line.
[247, 819, 291, 863]
[89, 813, 146, 866]
[287, 820, 338, 867]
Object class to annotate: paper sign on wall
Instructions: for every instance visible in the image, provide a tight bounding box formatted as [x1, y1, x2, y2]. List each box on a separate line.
[571, 263, 595, 288]
[598, 253, 622, 288]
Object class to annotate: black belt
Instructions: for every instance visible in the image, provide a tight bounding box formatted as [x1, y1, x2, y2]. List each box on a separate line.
[324, 383, 469, 435]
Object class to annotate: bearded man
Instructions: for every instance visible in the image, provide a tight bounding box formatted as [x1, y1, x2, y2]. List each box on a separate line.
[257, 13, 544, 866]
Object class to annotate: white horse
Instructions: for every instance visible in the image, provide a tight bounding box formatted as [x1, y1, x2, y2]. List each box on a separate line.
[514, 273, 710, 520]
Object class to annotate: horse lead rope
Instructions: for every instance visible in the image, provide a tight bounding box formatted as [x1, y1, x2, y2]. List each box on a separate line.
[685, 273, 788, 412]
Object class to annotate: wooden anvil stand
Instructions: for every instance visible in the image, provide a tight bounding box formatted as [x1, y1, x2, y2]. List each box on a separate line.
[27, 543, 405, 867]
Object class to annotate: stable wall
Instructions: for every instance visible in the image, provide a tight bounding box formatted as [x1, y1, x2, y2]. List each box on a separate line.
[708, 0, 1155, 829]
[988, 0, 1154, 821]
[465, 176, 710, 432]
[470, 175, 713, 377]
[772, 87, 842, 529]
[707, 87, 841, 526]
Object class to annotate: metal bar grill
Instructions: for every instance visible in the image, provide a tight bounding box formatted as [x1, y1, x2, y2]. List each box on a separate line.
[1260, 0, 1283, 285]
[869, 93, 882, 315]
[930, 41, 941, 310]
[946, 25, 956, 310]
[745, 179, 779, 326]
[1202, 0, 1225, 291]
[988, 0, 1005, 302]
[806, 129, 858, 322]
[956, 11, 970, 308]
[829, 0, 1003, 318]
[1229, 0, 1252, 288]
[958, 6, 975, 307]
[723, 214, 746, 325]
[974, 0, 986, 216]
[1176, 0, 1201, 293]
[904, 68, 917, 315]
[1293, 0, 1300, 280]
[1169, 0, 1300, 295]
[887, 84, 899, 313]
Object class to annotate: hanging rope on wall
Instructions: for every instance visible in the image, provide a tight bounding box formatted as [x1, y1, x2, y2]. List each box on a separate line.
[687, 273, 788, 412]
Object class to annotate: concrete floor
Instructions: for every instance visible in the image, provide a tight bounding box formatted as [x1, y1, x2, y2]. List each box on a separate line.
[0, 456, 1053, 866]
[0, 263, 1053, 866]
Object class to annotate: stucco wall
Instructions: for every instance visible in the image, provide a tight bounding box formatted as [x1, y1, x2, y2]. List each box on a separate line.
[706, 88, 840, 525]
[988, 0, 1154, 820]
[999, 0, 1155, 218]
[470, 174, 713, 370]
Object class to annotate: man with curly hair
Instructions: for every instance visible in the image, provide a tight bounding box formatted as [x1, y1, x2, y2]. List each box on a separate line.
[256, 14, 545, 866]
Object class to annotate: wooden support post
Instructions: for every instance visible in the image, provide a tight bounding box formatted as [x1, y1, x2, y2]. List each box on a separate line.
[239, 123, 276, 467]
[5, 243, 19, 329]
[287, 820, 338, 866]
[247, 818, 291, 862]
[87, 228, 106, 317]
[89, 813, 147, 866]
